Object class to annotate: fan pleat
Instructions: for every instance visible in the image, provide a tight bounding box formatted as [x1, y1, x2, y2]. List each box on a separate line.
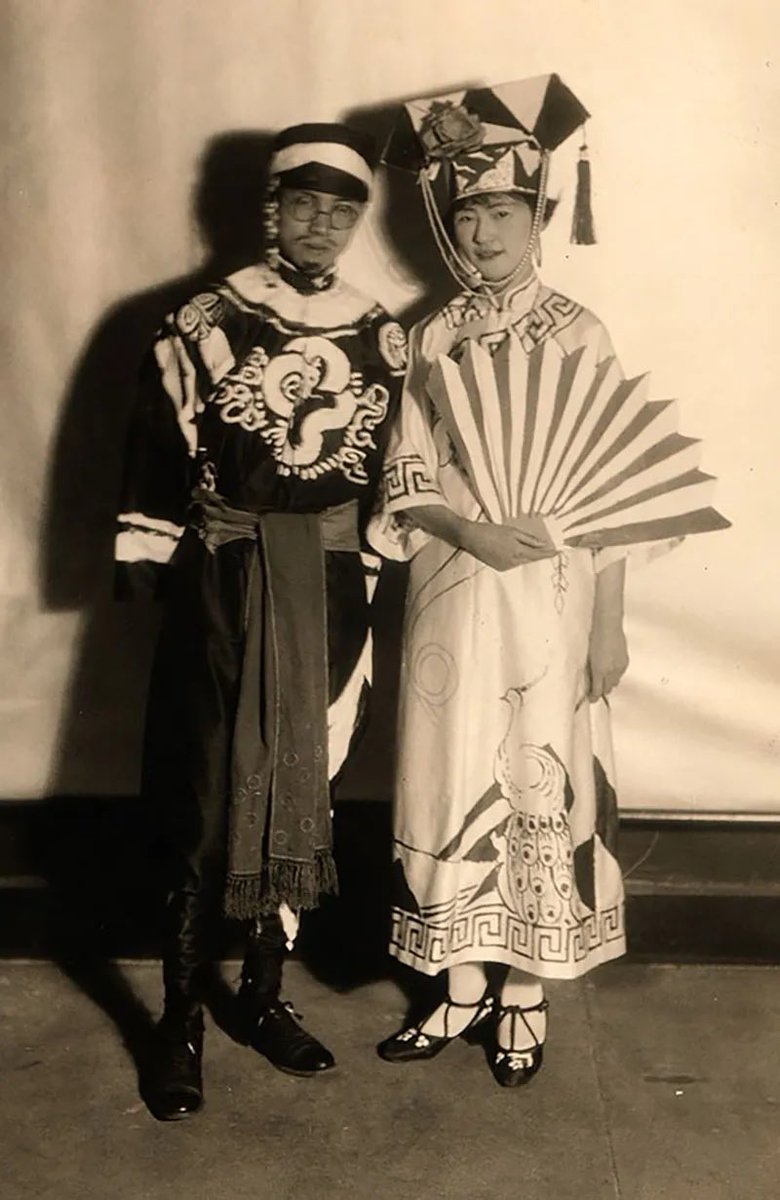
[530, 343, 589, 513]
[563, 470, 716, 533]
[518, 346, 543, 514]
[534, 342, 600, 512]
[427, 354, 503, 519]
[493, 334, 528, 521]
[567, 507, 731, 549]
[557, 401, 681, 514]
[464, 342, 512, 518]
[553, 376, 650, 510]
[541, 356, 622, 515]
[522, 340, 565, 514]
[562, 433, 701, 516]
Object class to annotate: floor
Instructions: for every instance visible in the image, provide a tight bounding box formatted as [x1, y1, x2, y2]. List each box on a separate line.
[2, 958, 778, 1200]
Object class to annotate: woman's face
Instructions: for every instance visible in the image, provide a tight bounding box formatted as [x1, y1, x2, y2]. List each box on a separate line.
[452, 193, 534, 282]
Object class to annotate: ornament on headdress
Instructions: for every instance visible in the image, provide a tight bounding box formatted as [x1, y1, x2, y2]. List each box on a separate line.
[571, 132, 596, 245]
[418, 101, 486, 162]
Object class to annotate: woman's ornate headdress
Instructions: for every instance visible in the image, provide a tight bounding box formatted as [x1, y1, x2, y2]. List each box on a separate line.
[384, 74, 596, 293]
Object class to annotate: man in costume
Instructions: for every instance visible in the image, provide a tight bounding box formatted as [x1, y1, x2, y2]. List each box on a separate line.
[116, 123, 406, 1119]
[368, 75, 724, 1087]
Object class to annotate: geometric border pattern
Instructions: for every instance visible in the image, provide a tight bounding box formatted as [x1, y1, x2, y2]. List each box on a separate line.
[512, 291, 583, 352]
[383, 454, 439, 503]
[391, 901, 624, 971]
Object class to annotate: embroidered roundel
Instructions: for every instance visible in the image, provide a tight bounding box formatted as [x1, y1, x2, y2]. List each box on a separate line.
[175, 292, 224, 340]
[377, 321, 408, 373]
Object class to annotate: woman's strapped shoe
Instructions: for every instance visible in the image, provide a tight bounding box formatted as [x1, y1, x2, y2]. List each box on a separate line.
[145, 1011, 204, 1121]
[491, 997, 549, 1088]
[247, 1000, 335, 1077]
[377, 993, 494, 1063]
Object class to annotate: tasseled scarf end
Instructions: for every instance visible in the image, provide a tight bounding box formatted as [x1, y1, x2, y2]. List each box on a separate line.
[224, 851, 339, 920]
[571, 139, 597, 246]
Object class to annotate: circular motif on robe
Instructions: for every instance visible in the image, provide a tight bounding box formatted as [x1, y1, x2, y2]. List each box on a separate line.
[411, 643, 459, 708]
[552, 864, 573, 899]
[540, 893, 563, 925]
[377, 321, 408, 373]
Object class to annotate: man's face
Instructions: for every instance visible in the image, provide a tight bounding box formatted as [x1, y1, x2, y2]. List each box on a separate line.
[277, 188, 365, 274]
[452, 192, 534, 282]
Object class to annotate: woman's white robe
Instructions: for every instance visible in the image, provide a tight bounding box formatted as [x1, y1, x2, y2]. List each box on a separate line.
[369, 274, 628, 979]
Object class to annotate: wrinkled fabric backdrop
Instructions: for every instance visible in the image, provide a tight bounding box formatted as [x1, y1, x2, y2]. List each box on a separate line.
[2, 0, 778, 813]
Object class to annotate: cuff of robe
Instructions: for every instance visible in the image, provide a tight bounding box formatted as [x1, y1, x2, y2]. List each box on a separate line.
[592, 536, 685, 574]
[114, 560, 167, 601]
[367, 496, 439, 561]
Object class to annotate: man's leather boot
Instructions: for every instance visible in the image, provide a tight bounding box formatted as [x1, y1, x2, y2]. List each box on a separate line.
[238, 912, 335, 1077]
[145, 889, 207, 1119]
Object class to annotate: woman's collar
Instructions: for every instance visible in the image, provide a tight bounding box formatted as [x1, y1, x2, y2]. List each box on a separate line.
[495, 266, 539, 311]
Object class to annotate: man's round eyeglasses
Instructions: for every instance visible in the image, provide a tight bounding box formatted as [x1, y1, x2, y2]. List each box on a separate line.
[281, 192, 361, 231]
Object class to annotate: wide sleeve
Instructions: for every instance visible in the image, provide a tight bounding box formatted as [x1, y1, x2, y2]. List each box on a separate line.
[114, 318, 200, 599]
[366, 321, 445, 561]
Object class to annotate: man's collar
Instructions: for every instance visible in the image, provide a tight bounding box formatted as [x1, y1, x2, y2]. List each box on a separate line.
[275, 254, 337, 295]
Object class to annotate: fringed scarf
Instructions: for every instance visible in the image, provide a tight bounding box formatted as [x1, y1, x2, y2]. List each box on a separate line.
[190, 488, 360, 918]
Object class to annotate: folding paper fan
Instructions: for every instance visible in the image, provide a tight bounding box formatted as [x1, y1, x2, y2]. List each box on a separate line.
[426, 337, 730, 549]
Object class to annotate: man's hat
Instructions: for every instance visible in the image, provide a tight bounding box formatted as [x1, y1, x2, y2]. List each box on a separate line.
[270, 123, 376, 203]
[383, 74, 594, 242]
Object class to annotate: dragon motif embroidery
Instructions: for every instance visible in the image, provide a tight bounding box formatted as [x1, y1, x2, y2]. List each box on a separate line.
[213, 336, 389, 484]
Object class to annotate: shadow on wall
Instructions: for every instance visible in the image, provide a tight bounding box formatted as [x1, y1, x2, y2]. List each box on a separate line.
[40, 131, 277, 801]
[342, 96, 463, 328]
[32, 129, 283, 1059]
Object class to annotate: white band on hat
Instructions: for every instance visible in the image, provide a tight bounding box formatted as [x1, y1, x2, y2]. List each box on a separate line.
[270, 142, 373, 191]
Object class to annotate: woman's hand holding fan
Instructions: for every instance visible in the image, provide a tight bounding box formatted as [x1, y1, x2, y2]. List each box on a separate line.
[461, 514, 558, 571]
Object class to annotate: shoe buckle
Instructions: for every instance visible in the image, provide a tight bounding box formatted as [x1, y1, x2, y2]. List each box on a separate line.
[505, 1050, 535, 1070]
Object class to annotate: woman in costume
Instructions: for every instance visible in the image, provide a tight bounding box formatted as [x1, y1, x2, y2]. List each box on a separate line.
[368, 76, 727, 1087]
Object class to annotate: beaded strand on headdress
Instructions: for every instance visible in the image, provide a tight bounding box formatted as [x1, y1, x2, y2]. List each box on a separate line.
[419, 171, 489, 300]
[262, 175, 281, 270]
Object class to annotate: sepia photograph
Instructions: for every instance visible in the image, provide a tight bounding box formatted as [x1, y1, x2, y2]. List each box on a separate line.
[1, 1, 778, 1197]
